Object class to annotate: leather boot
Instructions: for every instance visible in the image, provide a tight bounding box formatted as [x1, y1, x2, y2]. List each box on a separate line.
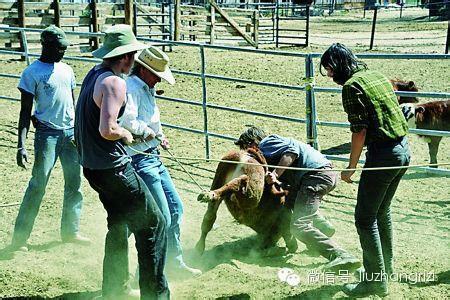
[357, 227, 385, 278]
[324, 251, 361, 273]
[343, 281, 388, 298]
[378, 215, 394, 276]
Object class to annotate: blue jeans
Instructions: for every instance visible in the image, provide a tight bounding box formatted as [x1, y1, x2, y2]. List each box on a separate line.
[355, 136, 410, 281]
[291, 169, 342, 260]
[131, 148, 185, 267]
[12, 123, 83, 245]
[83, 162, 169, 299]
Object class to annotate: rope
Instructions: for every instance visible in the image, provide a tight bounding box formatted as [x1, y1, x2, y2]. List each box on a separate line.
[127, 145, 450, 172]
[137, 138, 207, 192]
[0, 202, 20, 208]
[161, 147, 207, 192]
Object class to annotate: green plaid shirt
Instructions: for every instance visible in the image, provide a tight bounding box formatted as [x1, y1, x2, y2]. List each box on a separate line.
[342, 69, 408, 144]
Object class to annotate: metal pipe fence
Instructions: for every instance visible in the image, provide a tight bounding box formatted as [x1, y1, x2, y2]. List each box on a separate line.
[0, 27, 449, 175]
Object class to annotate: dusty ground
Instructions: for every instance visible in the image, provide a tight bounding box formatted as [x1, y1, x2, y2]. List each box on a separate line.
[0, 7, 449, 300]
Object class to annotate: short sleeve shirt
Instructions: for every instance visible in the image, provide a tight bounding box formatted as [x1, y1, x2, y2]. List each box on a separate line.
[259, 134, 331, 186]
[18, 60, 76, 129]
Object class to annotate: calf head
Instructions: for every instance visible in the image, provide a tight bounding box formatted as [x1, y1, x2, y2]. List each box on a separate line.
[400, 103, 419, 129]
[391, 79, 419, 104]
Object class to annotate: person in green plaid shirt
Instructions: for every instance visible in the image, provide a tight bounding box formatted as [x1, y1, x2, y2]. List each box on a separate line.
[320, 43, 411, 298]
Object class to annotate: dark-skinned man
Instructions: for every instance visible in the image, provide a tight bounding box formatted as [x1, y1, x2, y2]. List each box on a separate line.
[9, 25, 89, 252]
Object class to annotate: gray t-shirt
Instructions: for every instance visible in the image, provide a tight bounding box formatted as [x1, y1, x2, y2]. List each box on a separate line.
[259, 134, 331, 187]
[18, 60, 76, 130]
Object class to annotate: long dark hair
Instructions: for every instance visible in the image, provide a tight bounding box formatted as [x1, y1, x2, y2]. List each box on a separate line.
[320, 43, 367, 85]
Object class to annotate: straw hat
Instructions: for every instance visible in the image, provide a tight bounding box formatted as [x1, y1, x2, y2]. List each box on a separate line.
[135, 46, 175, 85]
[92, 24, 147, 59]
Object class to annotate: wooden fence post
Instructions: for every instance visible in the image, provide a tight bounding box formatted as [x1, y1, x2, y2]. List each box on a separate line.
[253, 10, 259, 48]
[210, 5, 215, 44]
[446, 19, 449, 54]
[174, 0, 181, 41]
[18, 0, 25, 28]
[53, 0, 61, 27]
[18, 0, 25, 61]
[133, 1, 138, 35]
[90, 0, 99, 50]
[125, 0, 133, 27]
[369, 6, 378, 50]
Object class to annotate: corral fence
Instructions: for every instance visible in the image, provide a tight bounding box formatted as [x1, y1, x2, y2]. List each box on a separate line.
[0, 0, 310, 49]
[0, 27, 449, 175]
[1, 1, 448, 51]
[204, 1, 311, 47]
[133, 1, 173, 41]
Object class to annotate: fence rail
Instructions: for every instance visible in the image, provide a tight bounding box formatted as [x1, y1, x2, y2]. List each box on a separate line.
[0, 27, 449, 175]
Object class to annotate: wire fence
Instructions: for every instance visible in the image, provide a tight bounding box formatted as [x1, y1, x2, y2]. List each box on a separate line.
[0, 27, 449, 176]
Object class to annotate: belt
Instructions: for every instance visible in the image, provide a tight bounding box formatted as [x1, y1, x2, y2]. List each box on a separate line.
[368, 136, 406, 150]
[144, 147, 158, 153]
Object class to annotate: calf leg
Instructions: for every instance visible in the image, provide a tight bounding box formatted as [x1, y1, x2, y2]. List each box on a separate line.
[197, 175, 248, 203]
[428, 136, 442, 167]
[195, 198, 223, 255]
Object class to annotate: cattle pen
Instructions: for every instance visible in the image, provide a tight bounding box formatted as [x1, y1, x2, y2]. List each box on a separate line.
[0, 25, 449, 299]
[0, 26, 448, 175]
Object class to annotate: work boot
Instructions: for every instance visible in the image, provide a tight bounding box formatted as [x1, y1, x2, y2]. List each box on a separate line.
[62, 234, 91, 245]
[284, 235, 298, 254]
[6, 242, 28, 252]
[313, 214, 336, 238]
[324, 252, 361, 273]
[303, 246, 321, 257]
[167, 262, 202, 278]
[178, 263, 202, 277]
[342, 281, 388, 298]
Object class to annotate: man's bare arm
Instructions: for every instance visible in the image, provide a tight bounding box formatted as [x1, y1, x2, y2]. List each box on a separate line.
[98, 76, 133, 144]
[266, 152, 298, 185]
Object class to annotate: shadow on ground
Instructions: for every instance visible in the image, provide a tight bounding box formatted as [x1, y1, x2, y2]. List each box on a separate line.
[321, 143, 351, 156]
[282, 284, 342, 299]
[0, 241, 68, 261]
[187, 235, 324, 272]
[408, 270, 450, 287]
[402, 171, 450, 180]
[3, 290, 101, 299]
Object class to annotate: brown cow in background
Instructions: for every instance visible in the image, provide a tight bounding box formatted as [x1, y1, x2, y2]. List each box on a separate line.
[401, 100, 450, 166]
[195, 148, 298, 256]
[390, 79, 420, 104]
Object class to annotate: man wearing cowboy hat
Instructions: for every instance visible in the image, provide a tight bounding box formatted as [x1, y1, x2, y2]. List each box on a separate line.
[75, 25, 169, 299]
[121, 46, 202, 278]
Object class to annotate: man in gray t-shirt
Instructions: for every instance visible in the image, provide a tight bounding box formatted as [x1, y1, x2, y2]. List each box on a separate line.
[9, 25, 89, 252]
[235, 126, 361, 273]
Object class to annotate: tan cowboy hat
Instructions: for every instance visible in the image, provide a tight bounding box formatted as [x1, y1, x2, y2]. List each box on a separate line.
[92, 24, 148, 59]
[135, 46, 175, 85]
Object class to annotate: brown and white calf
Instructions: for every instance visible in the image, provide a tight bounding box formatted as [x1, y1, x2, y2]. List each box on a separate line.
[390, 79, 419, 104]
[401, 100, 450, 166]
[195, 148, 297, 255]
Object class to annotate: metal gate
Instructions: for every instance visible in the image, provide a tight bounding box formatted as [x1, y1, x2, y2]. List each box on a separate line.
[133, 1, 173, 41]
[257, 3, 310, 47]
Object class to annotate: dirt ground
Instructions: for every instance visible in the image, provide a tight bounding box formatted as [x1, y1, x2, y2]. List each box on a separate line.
[0, 7, 449, 299]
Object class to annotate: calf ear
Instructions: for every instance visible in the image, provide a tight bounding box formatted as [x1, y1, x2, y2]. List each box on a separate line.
[416, 106, 425, 114]
[408, 81, 416, 88]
